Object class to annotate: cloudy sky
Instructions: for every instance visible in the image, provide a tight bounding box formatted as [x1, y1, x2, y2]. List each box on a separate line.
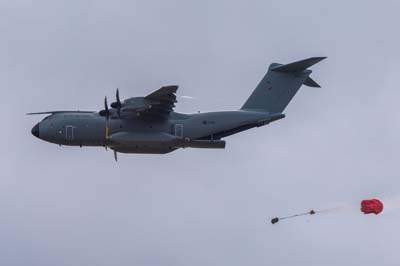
[2, 0, 400, 265]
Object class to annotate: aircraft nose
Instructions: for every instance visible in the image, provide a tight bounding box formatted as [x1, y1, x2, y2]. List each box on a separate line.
[31, 123, 40, 138]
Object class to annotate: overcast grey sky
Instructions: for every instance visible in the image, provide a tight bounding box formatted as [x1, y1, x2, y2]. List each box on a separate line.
[2, 0, 400, 265]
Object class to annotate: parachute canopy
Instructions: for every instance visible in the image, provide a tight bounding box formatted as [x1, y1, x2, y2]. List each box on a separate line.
[360, 199, 383, 215]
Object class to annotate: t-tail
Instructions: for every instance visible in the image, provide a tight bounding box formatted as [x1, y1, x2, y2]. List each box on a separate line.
[241, 57, 326, 113]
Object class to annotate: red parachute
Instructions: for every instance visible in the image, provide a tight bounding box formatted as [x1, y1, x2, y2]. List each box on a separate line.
[360, 199, 384, 215]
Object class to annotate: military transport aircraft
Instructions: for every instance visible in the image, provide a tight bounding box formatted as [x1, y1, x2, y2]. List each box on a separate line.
[29, 57, 325, 160]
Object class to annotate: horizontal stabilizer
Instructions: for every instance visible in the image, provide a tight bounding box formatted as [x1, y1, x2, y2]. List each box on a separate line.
[272, 57, 326, 73]
[303, 77, 321, 88]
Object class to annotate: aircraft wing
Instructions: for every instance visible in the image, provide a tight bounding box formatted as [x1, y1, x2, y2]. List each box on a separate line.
[140, 85, 178, 118]
[27, 111, 94, 115]
[99, 86, 179, 120]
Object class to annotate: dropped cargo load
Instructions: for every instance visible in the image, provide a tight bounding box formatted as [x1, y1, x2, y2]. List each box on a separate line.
[270, 198, 384, 225]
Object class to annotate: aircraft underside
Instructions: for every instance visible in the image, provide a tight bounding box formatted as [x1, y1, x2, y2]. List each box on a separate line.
[111, 145, 177, 154]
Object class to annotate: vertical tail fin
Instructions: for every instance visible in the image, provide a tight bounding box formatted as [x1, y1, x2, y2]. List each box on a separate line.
[241, 57, 326, 113]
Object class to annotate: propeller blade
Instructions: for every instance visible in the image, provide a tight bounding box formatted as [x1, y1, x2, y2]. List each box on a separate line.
[104, 96, 110, 140]
[114, 150, 118, 162]
[116, 88, 121, 118]
[104, 96, 109, 121]
[116, 88, 120, 104]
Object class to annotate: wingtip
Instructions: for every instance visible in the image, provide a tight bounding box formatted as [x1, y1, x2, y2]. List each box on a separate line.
[312, 56, 327, 62]
[272, 56, 326, 73]
[26, 112, 46, 115]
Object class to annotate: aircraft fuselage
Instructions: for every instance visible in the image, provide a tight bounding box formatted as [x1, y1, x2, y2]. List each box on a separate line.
[32, 110, 281, 154]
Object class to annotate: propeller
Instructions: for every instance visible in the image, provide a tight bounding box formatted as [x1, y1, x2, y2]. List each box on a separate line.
[104, 96, 110, 140]
[111, 88, 122, 118]
[99, 96, 110, 118]
[101, 95, 118, 162]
